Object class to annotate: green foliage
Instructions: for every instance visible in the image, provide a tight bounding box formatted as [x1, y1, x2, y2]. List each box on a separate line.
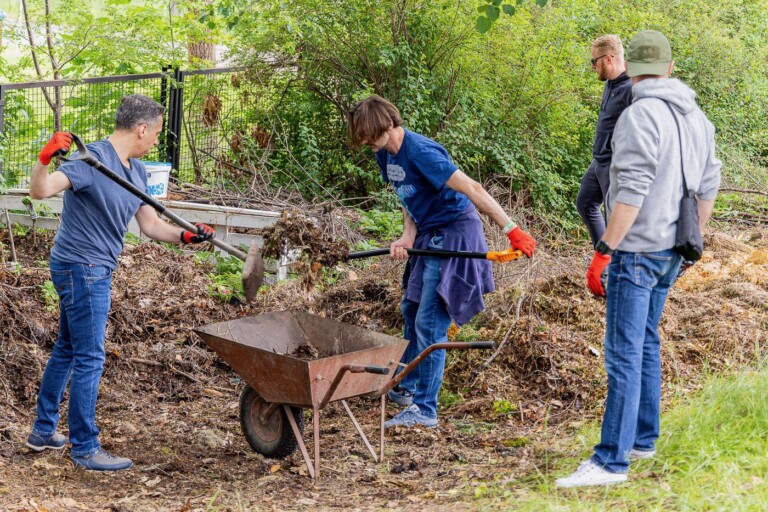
[11, 223, 28, 237]
[439, 388, 463, 408]
[124, 232, 141, 246]
[1, 0, 766, 229]
[226, 0, 767, 230]
[482, 367, 768, 510]
[492, 398, 518, 416]
[476, 0, 548, 34]
[353, 208, 403, 240]
[195, 251, 246, 303]
[452, 325, 480, 342]
[39, 280, 59, 312]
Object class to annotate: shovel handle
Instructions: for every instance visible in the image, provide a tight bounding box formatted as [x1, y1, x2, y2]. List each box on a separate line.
[348, 247, 523, 261]
[62, 133, 247, 261]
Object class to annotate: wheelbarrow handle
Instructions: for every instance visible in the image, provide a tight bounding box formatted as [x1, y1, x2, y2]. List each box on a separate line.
[318, 364, 390, 409]
[374, 341, 496, 398]
[464, 342, 495, 349]
[60, 133, 247, 261]
[348, 247, 523, 262]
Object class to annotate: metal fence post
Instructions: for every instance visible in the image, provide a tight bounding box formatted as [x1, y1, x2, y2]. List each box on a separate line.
[159, 69, 169, 161]
[166, 68, 184, 172]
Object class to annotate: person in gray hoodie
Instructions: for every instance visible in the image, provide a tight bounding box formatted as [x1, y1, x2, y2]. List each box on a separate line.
[556, 30, 721, 489]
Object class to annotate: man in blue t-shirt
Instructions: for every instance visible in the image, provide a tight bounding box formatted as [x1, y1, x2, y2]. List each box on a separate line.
[27, 94, 215, 471]
[348, 95, 536, 429]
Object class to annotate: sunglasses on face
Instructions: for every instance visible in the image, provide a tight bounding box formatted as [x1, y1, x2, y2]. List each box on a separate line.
[591, 54, 610, 66]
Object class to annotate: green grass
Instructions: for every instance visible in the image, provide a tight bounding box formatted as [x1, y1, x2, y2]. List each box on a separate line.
[480, 365, 768, 511]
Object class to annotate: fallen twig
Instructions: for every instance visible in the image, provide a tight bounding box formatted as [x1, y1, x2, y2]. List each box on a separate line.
[718, 187, 768, 197]
[469, 294, 526, 384]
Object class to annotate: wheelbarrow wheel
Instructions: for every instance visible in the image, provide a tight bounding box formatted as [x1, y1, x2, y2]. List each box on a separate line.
[239, 385, 304, 459]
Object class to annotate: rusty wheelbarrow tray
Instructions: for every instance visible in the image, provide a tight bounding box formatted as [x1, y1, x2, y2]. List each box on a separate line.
[193, 310, 492, 478]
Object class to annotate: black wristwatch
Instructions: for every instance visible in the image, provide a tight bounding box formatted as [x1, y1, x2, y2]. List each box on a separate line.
[595, 239, 615, 255]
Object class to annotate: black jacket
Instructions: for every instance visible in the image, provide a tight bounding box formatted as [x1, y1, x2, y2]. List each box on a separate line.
[592, 72, 633, 169]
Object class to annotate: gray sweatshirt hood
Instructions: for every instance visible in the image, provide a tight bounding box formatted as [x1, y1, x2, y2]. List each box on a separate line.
[632, 78, 698, 115]
[606, 77, 721, 253]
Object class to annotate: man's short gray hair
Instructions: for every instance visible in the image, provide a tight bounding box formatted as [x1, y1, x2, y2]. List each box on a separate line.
[591, 35, 624, 59]
[114, 94, 165, 131]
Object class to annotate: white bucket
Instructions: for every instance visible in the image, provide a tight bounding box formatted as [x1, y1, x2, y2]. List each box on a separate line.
[144, 162, 171, 198]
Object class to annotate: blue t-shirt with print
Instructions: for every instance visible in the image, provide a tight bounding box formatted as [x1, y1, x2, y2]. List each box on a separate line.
[50, 139, 148, 269]
[376, 129, 470, 233]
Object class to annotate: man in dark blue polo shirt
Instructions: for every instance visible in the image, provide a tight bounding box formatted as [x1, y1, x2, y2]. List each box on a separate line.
[27, 94, 214, 471]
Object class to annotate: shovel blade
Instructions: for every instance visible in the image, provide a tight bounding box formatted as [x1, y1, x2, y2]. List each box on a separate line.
[242, 241, 265, 302]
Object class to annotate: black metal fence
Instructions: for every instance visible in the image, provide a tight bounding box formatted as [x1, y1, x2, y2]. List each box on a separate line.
[0, 67, 255, 188]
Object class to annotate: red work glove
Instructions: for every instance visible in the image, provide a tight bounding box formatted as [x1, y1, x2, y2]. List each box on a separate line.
[180, 223, 215, 244]
[586, 251, 611, 296]
[38, 132, 73, 165]
[507, 227, 536, 258]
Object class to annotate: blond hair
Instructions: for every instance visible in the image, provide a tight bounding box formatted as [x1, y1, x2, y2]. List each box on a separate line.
[347, 95, 403, 147]
[591, 35, 624, 59]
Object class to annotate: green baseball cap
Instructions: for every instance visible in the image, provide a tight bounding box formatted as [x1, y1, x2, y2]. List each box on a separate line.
[626, 30, 672, 77]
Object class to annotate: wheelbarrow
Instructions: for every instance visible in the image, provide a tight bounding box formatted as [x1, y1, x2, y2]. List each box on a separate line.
[193, 309, 493, 478]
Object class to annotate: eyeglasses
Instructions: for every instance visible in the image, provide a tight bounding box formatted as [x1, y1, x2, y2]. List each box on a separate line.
[590, 54, 610, 66]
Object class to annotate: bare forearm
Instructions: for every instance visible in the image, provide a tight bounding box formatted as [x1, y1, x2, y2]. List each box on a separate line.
[463, 181, 511, 228]
[135, 206, 184, 243]
[445, 170, 512, 229]
[601, 202, 640, 250]
[401, 208, 417, 242]
[697, 198, 715, 231]
[143, 219, 184, 243]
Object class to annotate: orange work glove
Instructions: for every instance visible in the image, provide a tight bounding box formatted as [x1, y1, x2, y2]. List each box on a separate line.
[507, 226, 536, 258]
[38, 132, 73, 165]
[586, 251, 611, 296]
[181, 223, 215, 244]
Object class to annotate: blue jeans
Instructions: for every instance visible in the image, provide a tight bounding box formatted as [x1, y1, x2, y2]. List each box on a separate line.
[576, 161, 610, 248]
[397, 235, 452, 419]
[32, 261, 112, 457]
[592, 249, 682, 473]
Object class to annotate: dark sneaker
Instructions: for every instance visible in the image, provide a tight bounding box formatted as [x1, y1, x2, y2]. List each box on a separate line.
[26, 432, 67, 452]
[71, 449, 133, 471]
[384, 404, 438, 429]
[387, 387, 414, 407]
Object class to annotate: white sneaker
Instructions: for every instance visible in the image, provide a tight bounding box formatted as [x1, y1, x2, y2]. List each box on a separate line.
[629, 448, 656, 460]
[555, 459, 628, 488]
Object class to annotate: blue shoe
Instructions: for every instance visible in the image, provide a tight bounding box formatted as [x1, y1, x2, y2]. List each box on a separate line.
[71, 449, 133, 471]
[26, 432, 67, 452]
[384, 404, 438, 429]
[387, 387, 414, 407]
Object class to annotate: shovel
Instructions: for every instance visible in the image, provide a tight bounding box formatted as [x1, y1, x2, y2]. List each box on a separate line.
[58, 133, 264, 301]
[347, 247, 523, 261]
[247, 243, 523, 285]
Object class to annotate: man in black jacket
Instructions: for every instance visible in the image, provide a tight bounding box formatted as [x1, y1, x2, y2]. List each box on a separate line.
[576, 35, 633, 247]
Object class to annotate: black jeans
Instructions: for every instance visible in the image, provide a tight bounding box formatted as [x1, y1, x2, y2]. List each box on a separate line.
[576, 160, 610, 248]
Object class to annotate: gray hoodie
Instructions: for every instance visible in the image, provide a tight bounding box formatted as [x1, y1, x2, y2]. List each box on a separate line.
[606, 78, 721, 253]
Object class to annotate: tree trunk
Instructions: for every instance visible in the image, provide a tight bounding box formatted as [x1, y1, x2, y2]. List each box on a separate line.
[188, 41, 216, 65]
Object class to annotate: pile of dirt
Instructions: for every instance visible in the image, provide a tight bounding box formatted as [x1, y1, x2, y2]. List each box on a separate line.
[0, 223, 766, 510]
[261, 208, 350, 288]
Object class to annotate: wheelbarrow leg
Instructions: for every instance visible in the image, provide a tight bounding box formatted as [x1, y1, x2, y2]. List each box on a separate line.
[284, 405, 315, 479]
[341, 400, 378, 463]
[380, 394, 385, 462]
[313, 406, 320, 478]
